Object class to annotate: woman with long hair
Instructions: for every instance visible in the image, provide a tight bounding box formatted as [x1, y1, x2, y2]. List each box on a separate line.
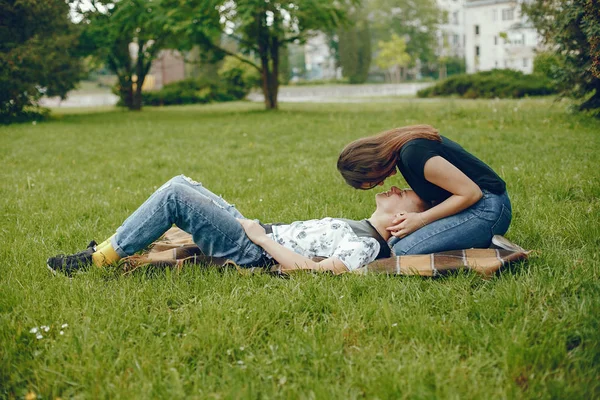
[337, 125, 511, 255]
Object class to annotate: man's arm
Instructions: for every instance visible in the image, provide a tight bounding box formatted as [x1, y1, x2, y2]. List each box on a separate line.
[237, 219, 349, 275]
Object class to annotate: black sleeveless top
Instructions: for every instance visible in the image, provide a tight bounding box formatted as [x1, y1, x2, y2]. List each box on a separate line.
[397, 136, 506, 204]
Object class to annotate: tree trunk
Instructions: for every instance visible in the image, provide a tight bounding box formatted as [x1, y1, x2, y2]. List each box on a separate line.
[267, 37, 279, 109]
[132, 82, 143, 110]
[108, 53, 136, 109]
[263, 78, 278, 109]
[129, 42, 146, 111]
[578, 89, 600, 113]
[258, 39, 278, 109]
[119, 81, 134, 109]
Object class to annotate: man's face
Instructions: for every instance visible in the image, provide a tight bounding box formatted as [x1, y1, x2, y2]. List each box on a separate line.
[375, 186, 426, 215]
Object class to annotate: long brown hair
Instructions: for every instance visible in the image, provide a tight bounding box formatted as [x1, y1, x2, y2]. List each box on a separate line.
[337, 124, 441, 189]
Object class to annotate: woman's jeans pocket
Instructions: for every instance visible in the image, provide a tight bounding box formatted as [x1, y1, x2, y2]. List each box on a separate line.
[491, 204, 512, 236]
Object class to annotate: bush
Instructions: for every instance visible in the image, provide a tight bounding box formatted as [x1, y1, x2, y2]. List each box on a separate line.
[533, 52, 563, 81]
[142, 79, 211, 106]
[218, 56, 261, 94]
[142, 57, 260, 107]
[422, 57, 467, 80]
[417, 69, 557, 99]
[1, 1, 83, 124]
[0, 106, 50, 125]
[142, 77, 246, 107]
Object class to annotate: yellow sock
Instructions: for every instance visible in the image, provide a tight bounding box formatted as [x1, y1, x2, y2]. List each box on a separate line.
[92, 242, 121, 267]
[97, 234, 115, 250]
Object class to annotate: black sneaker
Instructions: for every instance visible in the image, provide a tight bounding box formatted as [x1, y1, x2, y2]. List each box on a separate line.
[47, 240, 97, 276]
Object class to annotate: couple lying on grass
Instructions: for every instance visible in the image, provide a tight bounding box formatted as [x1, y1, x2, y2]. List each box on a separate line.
[48, 125, 512, 276]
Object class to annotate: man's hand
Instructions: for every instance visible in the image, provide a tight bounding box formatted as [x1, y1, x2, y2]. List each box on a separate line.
[237, 218, 267, 244]
[387, 212, 427, 239]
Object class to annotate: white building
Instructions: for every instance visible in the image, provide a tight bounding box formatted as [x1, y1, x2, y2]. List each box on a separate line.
[436, 0, 466, 59]
[304, 32, 339, 80]
[464, 0, 540, 74]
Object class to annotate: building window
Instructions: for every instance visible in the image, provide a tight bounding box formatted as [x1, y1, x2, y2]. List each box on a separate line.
[512, 34, 524, 45]
[475, 25, 480, 35]
[523, 58, 528, 68]
[494, 36, 498, 45]
[493, 9, 498, 21]
[475, 46, 480, 56]
[453, 34, 460, 46]
[453, 11, 459, 25]
[502, 8, 514, 21]
[495, 61, 498, 67]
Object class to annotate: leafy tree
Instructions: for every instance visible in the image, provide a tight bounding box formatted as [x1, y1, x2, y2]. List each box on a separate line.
[165, 0, 358, 109]
[367, 0, 442, 71]
[74, 0, 173, 110]
[0, 0, 84, 123]
[375, 33, 411, 83]
[522, 0, 600, 113]
[533, 51, 563, 81]
[338, 12, 372, 84]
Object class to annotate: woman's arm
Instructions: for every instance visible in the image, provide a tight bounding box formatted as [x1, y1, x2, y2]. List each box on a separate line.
[237, 219, 349, 274]
[390, 156, 482, 238]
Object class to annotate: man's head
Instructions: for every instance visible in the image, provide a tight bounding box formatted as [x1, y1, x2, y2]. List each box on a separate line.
[374, 186, 429, 216]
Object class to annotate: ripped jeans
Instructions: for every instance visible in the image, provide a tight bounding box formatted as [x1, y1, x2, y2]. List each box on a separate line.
[111, 175, 270, 267]
[389, 190, 512, 255]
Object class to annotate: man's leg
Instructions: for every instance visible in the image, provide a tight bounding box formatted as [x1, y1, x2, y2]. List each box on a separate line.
[48, 176, 265, 275]
[111, 177, 264, 265]
[167, 175, 244, 219]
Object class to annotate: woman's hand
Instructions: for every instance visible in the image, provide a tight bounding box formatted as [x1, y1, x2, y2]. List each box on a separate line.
[387, 212, 427, 239]
[237, 218, 267, 245]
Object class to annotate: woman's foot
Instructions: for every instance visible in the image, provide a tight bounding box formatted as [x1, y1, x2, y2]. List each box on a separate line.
[490, 235, 526, 252]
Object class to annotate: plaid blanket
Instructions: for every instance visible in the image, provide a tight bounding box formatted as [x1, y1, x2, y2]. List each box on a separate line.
[122, 227, 530, 278]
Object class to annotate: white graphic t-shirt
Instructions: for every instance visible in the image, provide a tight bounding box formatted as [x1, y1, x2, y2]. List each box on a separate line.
[268, 218, 380, 271]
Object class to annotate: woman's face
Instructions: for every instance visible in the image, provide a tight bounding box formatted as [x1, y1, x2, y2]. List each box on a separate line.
[359, 169, 397, 190]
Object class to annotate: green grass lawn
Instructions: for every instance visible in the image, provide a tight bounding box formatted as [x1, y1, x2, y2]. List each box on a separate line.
[1, 98, 599, 399]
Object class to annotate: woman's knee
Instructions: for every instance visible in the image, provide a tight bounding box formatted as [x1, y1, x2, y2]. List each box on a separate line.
[391, 216, 494, 255]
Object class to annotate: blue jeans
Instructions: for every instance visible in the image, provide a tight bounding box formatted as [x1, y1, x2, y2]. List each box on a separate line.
[389, 190, 512, 255]
[110, 175, 269, 267]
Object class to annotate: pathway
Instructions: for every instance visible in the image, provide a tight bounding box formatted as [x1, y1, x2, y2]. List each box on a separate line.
[40, 82, 433, 108]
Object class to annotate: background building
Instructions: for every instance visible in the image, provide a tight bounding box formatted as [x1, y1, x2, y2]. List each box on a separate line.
[304, 33, 339, 80]
[437, 0, 466, 59]
[464, 0, 540, 74]
[147, 50, 186, 90]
